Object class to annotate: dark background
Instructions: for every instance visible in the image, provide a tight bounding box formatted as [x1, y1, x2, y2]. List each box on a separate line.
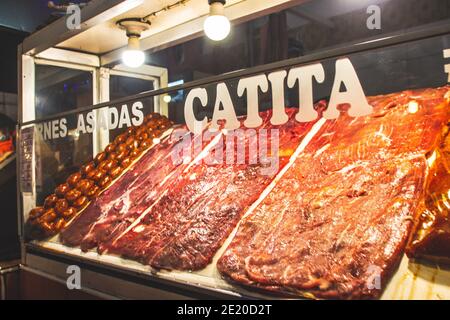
[0, 26, 28, 94]
[0, 26, 26, 259]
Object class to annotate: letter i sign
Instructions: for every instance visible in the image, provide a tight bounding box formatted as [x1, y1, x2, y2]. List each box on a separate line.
[445, 49, 450, 83]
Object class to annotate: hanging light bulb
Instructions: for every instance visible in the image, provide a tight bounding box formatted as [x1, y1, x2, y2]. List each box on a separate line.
[204, 0, 230, 41]
[117, 18, 150, 68]
[122, 35, 145, 68]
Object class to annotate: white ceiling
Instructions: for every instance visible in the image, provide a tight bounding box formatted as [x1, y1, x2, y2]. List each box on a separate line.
[57, 0, 234, 54]
[23, 0, 394, 60]
[47, 0, 306, 65]
[29, 0, 387, 66]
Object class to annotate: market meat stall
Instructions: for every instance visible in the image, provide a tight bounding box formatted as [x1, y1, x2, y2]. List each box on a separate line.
[17, 0, 450, 300]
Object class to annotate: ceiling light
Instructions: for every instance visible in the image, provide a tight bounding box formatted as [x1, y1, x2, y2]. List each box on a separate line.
[117, 18, 150, 68]
[204, 0, 230, 41]
[122, 36, 145, 68]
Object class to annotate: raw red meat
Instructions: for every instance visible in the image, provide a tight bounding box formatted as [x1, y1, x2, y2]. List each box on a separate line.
[217, 86, 450, 299]
[60, 85, 450, 298]
[61, 131, 194, 248]
[61, 109, 314, 270]
[62, 112, 270, 252]
[102, 109, 314, 270]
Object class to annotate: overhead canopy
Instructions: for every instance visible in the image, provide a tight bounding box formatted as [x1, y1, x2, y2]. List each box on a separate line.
[21, 0, 307, 65]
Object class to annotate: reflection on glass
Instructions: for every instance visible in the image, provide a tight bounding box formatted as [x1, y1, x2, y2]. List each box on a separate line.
[147, 0, 450, 85]
[109, 75, 154, 100]
[35, 64, 93, 119]
[35, 114, 93, 204]
[109, 75, 155, 140]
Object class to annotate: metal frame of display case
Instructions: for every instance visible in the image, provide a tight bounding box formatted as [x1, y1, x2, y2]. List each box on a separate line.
[0, 260, 20, 300]
[16, 4, 450, 299]
[18, 45, 169, 219]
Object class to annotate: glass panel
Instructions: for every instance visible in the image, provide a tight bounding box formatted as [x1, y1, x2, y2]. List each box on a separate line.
[34, 112, 93, 204]
[146, 0, 450, 87]
[109, 74, 154, 100]
[19, 8, 450, 299]
[167, 33, 450, 124]
[109, 75, 155, 141]
[35, 64, 93, 120]
[21, 32, 450, 237]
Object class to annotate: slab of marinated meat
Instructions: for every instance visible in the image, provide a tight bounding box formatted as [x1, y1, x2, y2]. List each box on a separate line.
[218, 86, 450, 299]
[101, 109, 315, 270]
[60, 131, 196, 248]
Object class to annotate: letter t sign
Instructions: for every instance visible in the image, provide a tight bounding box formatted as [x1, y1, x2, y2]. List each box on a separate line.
[444, 49, 450, 83]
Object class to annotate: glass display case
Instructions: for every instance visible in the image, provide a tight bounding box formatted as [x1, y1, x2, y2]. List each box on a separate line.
[17, 0, 450, 299]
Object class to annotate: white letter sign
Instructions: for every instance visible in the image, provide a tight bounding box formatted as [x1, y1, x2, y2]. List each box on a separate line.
[237, 74, 268, 128]
[324, 58, 372, 119]
[288, 63, 325, 122]
[184, 88, 208, 134]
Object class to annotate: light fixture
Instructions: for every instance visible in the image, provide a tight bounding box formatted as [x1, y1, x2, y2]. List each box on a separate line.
[204, 0, 230, 41]
[122, 36, 145, 68]
[117, 18, 151, 68]
[163, 95, 172, 103]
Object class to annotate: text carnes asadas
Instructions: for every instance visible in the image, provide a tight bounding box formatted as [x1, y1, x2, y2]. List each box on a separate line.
[184, 58, 372, 133]
[37, 102, 144, 141]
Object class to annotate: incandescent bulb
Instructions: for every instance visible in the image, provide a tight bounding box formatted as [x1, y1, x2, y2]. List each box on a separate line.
[204, 15, 230, 41]
[122, 35, 145, 68]
[122, 49, 145, 68]
[204, 1, 230, 41]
